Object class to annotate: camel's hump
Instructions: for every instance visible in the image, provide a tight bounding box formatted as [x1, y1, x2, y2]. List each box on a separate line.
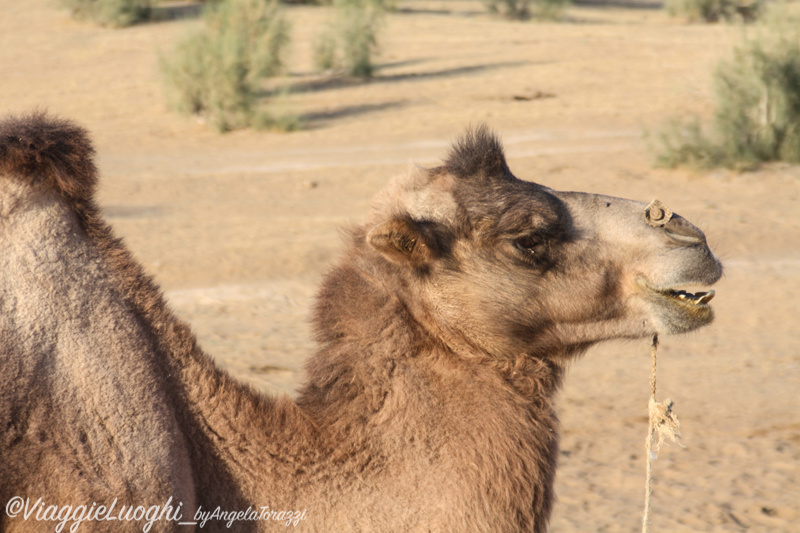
[0, 111, 97, 202]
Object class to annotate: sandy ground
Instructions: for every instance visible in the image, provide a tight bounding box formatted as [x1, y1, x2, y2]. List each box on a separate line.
[1, 0, 799, 530]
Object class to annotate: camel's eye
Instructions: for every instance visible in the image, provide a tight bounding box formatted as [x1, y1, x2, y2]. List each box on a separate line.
[514, 234, 546, 260]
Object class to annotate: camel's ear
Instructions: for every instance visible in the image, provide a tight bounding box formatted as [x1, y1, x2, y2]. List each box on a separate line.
[367, 216, 436, 268]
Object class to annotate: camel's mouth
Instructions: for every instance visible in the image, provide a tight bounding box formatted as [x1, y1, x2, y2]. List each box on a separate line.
[652, 285, 717, 331]
[636, 277, 717, 309]
[659, 288, 716, 306]
[634, 280, 718, 332]
[636, 277, 718, 326]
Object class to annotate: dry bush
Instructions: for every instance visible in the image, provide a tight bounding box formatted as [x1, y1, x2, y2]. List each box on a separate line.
[654, 19, 800, 169]
[62, 0, 153, 27]
[313, 0, 386, 77]
[160, 0, 293, 132]
[665, 0, 764, 23]
[484, 0, 571, 20]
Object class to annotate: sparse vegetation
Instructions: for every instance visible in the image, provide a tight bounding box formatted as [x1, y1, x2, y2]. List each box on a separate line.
[159, 0, 293, 132]
[313, 0, 386, 77]
[664, 0, 764, 23]
[483, 0, 571, 20]
[484, 0, 532, 19]
[654, 21, 800, 169]
[62, 0, 153, 27]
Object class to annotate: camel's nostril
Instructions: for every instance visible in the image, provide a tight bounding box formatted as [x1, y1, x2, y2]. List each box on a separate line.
[663, 217, 706, 246]
[664, 228, 704, 245]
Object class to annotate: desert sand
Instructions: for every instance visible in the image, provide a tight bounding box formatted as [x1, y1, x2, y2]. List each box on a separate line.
[1, 0, 798, 530]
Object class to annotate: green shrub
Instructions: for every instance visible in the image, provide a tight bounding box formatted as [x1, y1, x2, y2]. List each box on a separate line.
[484, 0, 532, 19]
[664, 0, 764, 23]
[483, 0, 571, 20]
[654, 23, 800, 169]
[160, 0, 292, 132]
[313, 32, 339, 72]
[313, 0, 385, 77]
[62, 0, 153, 27]
[652, 119, 726, 169]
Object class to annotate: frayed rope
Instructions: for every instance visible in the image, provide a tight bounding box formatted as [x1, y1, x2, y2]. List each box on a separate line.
[642, 334, 685, 533]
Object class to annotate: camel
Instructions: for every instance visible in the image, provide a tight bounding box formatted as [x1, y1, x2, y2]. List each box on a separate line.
[0, 112, 722, 532]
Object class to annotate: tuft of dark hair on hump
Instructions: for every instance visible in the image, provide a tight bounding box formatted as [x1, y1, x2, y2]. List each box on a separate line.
[0, 110, 97, 203]
[444, 124, 511, 181]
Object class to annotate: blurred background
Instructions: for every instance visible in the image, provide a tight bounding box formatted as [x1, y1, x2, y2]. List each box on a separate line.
[1, 0, 798, 530]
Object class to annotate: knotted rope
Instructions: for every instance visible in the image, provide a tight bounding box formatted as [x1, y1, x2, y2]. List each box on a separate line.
[642, 334, 685, 533]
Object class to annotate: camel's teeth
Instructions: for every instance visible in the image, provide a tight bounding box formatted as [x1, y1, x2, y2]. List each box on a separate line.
[695, 290, 715, 304]
[665, 288, 715, 305]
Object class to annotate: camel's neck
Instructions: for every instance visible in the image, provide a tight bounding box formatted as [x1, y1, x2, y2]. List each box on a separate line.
[297, 249, 564, 528]
[297, 250, 430, 429]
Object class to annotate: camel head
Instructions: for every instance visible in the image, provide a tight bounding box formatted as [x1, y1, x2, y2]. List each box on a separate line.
[364, 126, 723, 360]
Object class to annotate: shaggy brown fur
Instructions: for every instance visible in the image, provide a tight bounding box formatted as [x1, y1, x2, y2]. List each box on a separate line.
[0, 111, 97, 201]
[0, 113, 722, 532]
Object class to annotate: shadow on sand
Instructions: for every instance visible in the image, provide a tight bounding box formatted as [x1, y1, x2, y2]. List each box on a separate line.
[289, 61, 533, 95]
[147, 3, 205, 23]
[300, 102, 408, 129]
[573, 0, 663, 9]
